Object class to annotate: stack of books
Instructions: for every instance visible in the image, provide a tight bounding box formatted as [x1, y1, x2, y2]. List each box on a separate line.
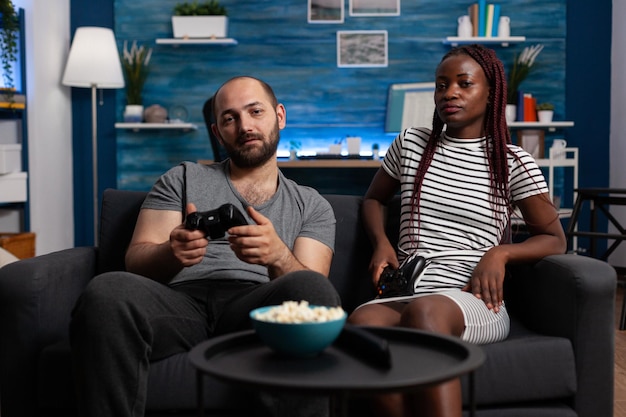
[467, 1, 502, 38]
[516, 91, 538, 122]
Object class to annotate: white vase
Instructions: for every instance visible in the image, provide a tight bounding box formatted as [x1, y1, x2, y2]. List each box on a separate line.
[124, 105, 144, 123]
[505, 104, 517, 123]
[172, 16, 228, 39]
[537, 110, 554, 123]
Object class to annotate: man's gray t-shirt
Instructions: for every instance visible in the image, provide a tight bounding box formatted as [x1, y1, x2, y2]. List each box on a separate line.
[141, 161, 336, 284]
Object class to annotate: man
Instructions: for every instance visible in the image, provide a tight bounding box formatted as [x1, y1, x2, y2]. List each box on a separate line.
[70, 76, 340, 417]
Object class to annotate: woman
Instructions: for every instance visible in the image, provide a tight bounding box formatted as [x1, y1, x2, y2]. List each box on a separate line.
[348, 44, 567, 417]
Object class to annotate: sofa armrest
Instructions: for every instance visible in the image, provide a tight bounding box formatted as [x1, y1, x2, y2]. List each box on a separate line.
[0, 247, 97, 417]
[506, 254, 616, 417]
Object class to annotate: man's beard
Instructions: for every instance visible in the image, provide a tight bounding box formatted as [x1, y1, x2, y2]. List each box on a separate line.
[222, 122, 280, 168]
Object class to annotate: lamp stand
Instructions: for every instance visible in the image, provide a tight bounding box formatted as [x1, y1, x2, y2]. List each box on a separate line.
[90, 84, 98, 245]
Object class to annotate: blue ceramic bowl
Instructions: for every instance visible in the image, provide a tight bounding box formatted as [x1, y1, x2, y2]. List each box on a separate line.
[250, 305, 347, 357]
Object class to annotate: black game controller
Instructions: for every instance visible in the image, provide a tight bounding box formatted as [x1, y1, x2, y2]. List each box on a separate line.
[185, 203, 248, 239]
[376, 254, 426, 299]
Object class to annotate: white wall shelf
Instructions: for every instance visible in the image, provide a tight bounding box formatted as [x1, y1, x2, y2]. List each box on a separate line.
[115, 122, 198, 132]
[155, 38, 238, 46]
[443, 36, 525, 47]
[508, 121, 575, 132]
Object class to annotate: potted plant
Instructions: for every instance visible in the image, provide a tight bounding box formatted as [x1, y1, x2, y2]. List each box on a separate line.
[121, 40, 153, 122]
[506, 44, 544, 122]
[536, 102, 555, 123]
[0, 0, 18, 101]
[172, 0, 229, 39]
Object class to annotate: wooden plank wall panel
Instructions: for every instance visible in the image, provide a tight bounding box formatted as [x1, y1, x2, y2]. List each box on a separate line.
[114, 0, 566, 191]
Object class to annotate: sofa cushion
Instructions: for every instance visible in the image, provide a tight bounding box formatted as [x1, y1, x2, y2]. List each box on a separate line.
[461, 318, 577, 406]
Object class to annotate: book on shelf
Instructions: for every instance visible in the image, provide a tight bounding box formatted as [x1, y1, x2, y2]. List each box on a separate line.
[468, 3, 479, 37]
[515, 92, 538, 123]
[467, 2, 501, 38]
[523, 93, 537, 122]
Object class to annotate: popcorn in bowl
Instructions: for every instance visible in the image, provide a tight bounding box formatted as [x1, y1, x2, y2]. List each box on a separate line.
[252, 301, 345, 324]
[249, 301, 347, 357]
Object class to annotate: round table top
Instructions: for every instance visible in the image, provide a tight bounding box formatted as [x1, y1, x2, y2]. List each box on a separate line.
[189, 326, 485, 395]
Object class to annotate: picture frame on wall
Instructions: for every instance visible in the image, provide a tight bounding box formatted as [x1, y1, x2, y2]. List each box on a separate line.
[308, 0, 344, 24]
[337, 30, 388, 68]
[349, 0, 400, 16]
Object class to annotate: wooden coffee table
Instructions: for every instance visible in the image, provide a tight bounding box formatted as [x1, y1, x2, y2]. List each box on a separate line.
[189, 326, 485, 417]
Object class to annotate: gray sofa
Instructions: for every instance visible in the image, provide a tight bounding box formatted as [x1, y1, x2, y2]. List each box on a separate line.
[0, 189, 616, 417]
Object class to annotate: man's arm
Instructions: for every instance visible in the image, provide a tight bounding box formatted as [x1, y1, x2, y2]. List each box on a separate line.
[227, 206, 333, 280]
[125, 205, 208, 283]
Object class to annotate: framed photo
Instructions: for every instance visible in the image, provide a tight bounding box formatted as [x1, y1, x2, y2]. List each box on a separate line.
[337, 30, 388, 68]
[308, 0, 344, 24]
[516, 129, 545, 159]
[349, 0, 400, 16]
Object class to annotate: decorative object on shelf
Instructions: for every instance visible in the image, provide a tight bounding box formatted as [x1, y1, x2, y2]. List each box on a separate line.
[457, 15, 473, 38]
[61, 27, 125, 245]
[505, 104, 517, 123]
[517, 129, 544, 160]
[0, 0, 18, 102]
[169, 104, 189, 123]
[506, 43, 544, 104]
[346, 136, 361, 155]
[497, 16, 510, 38]
[288, 140, 301, 160]
[372, 143, 380, 160]
[172, 0, 228, 39]
[143, 104, 168, 123]
[536, 102, 554, 123]
[121, 40, 152, 121]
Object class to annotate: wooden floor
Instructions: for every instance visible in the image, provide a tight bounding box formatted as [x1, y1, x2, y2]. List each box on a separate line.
[615, 285, 626, 417]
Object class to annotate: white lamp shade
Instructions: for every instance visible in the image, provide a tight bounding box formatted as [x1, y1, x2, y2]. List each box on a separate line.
[62, 27, 125, 89]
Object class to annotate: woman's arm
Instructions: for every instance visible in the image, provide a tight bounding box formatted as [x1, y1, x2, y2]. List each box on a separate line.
[470, 192, 567, 311]
[362, 168, 401, 283]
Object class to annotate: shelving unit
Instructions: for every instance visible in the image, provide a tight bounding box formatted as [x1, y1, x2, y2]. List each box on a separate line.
[0, 9, 29, 232]
[509, 121, 575, 132]
[536, 146, 578, 209]
[155, 38, 237, 45]
[115, 122, 198, 132]
[443, 36, 525, 47]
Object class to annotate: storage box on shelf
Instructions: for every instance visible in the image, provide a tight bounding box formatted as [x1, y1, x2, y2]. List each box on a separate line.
[0, 172, 27, 203]
[0, 144, 22, 173]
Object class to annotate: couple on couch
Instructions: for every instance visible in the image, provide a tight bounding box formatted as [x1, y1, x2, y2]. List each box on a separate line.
[71, 44, 566, 417]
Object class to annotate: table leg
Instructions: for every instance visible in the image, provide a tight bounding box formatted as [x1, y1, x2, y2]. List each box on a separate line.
[197, 370, 204, 417]
[469, 371, 476, 417]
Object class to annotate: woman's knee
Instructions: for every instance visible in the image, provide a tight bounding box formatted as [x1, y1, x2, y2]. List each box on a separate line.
[400, 296, 465, 336]
[348, 304, 401, 327]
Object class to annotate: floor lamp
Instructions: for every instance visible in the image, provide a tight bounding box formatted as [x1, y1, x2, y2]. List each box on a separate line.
[62, 27, 124, 245]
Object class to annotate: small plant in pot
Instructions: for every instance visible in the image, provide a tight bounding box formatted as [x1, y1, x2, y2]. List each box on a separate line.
[121, 40, 153, 122]
[172, 0, 229, 39]
[536, 102, 555, 123]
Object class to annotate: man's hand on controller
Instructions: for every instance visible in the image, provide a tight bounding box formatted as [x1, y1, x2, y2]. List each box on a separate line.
[227, 206, 290, 267]
[169, 203, 209, 267]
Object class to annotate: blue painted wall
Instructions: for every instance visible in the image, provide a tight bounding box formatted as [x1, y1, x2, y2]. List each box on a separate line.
[113, 0, 567, 190]
[71, 0, 612, 247]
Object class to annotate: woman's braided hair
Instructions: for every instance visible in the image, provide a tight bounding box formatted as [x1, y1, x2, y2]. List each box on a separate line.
[409, 44, 513, 245]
